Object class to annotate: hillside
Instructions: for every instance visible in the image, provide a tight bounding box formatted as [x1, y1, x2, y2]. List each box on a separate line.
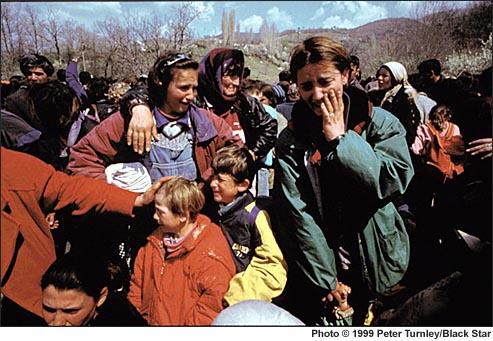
[238, 17, 420, 82]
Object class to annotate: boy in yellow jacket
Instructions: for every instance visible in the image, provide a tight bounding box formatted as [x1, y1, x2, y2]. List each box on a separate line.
[210, 144, 287, 306]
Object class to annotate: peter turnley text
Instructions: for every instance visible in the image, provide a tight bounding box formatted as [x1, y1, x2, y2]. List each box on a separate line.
[311, 329, 491, 338]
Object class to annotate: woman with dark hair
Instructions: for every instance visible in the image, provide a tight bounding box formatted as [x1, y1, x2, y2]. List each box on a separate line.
[120, 48, 277, 196]
[1, 80, 81, 172]
[68, 52, 233, 187]
[66, 52, 235, 272]
[41, 251, 147, 326]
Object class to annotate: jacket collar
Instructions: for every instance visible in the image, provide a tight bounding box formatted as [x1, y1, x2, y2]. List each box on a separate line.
[152, 103, 218, 143]
[218, 191, 254, 218]
[147, 215, 208, 258]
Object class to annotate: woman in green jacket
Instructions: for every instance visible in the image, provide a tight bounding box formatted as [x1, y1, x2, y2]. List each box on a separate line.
[273, 36, 414, 326]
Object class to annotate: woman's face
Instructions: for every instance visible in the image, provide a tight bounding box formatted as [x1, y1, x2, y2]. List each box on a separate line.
[221, 70, 241, 100]
[296, 62, 348, 116]
[42, 285, 106, 326]
[162, 68, 198, 115]
[377, 67, 393, 91]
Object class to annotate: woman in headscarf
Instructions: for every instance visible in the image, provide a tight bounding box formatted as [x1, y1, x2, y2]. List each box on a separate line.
[371, 61, 435, 147]
[196, 48, 277, 172]
[121, 48, 277, 197]
[120, 48, 278, 196]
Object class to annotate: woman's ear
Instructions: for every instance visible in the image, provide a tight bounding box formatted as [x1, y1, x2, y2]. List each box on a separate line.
[96, 287, 109, 308]
[342, 69, 349, 86]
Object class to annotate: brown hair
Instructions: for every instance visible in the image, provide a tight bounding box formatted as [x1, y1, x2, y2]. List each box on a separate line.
[155, 177, 204, 222]
[148, 53, 198, 108]
[289, 36, 350, 83]
[212, 144, 255, 185]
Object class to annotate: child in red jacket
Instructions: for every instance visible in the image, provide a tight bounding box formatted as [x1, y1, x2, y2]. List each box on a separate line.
[128, 176, 235, 325]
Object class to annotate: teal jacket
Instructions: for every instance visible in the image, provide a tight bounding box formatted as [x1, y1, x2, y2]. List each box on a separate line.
[274, 98, 414, 297]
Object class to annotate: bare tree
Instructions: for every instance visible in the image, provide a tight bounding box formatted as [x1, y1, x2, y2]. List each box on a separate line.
[1, 2, 15, 55]
[138, 13, 167, 61]
[269, 23, 278, 51]
[236, 22, 241, 44]
[165, 2, 203, 52]
[1, 2, 20, 76]
[45, 7, 63, 65]
[405, 1, 459, 69]
[248, 28, 254, 43]
[95, 17, 127, 79]
[124, 11, 161, 74]
[24, 4, 47, 54]
[259, 19, 269, 44]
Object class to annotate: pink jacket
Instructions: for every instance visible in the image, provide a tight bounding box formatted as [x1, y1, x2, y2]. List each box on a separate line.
[1, 147, 139, 317]
[128, 214, 235, 325]
[411, 122, 464, 178]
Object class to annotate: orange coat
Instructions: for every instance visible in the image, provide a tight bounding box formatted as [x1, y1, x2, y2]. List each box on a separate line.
[1, 147, 139, 317]
[128, 214, 235, 326]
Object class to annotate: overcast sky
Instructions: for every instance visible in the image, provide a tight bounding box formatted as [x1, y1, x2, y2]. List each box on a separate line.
[19, 1, 476, 37]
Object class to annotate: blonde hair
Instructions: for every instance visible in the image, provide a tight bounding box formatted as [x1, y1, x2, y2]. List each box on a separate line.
[107, 81, 131, 104]
[428, 104, 453, 131]
[155, 177, 204, 222]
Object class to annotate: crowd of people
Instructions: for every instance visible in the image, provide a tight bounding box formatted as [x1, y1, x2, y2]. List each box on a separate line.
[1, 34, 491, 327]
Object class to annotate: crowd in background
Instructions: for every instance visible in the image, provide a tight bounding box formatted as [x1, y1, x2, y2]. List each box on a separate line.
[1, 34, 491, 327]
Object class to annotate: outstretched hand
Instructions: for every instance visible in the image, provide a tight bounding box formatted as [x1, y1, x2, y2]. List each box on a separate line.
[46, 212, 60, 230]
[134, 176, 175, 207]
[466, 137, 492, 160]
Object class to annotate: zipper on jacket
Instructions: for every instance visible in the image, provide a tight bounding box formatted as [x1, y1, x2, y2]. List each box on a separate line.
[158, 240, 166, 275]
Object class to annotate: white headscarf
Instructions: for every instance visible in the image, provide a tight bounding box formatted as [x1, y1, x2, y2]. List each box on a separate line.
[380, 61, 418, 107]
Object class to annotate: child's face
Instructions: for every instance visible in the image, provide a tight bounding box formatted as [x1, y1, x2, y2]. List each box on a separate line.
[210, 173, 241, 205]
[153, 201, 185, 235]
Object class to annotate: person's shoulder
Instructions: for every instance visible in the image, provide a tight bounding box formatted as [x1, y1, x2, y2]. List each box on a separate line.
[5, 85, 28, 100]
[415, 92, 436, 104]
[1, 147, 57, 186]
[249, 196, 273, 223]
[2, 146, 43, 165]
[276, 124, 298, 151]
[263, 103, 278, 118]
[370, 106, 404, 129]
[194, 215, 235, 261]
[196, 214, 224, 239]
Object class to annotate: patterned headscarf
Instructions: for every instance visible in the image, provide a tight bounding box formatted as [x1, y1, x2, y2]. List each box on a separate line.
[198, 48, 245, 108]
